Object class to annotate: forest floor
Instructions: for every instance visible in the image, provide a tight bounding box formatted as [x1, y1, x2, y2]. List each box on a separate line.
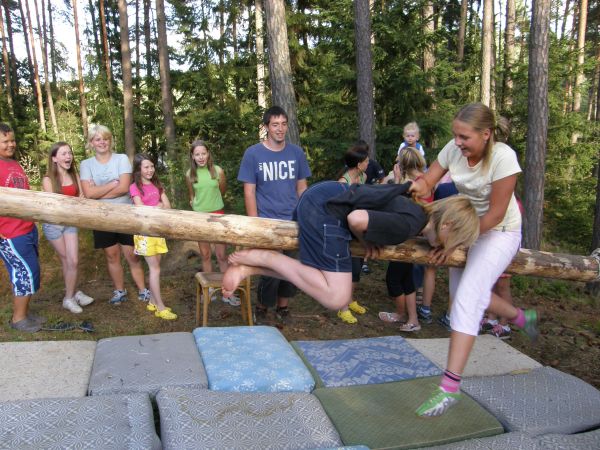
[1, 232, 599, 389]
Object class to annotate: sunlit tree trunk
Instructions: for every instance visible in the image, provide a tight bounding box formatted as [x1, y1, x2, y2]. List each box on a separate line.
[87, 0, 101, 69]
[503, 0, 516, 111]
[18, 0, 35, 101]
[36, 0, 58, 134]
[561, 0, 571, 39]
[47, 0, 57, 87]
[423, 0, 435, 103]
[99, 0, 113, 95]
[523, 0, 551, 250]
[481, 0, 493, 105]
[0, 4, 14, 116]
[264, 0, 301, 146]
[134, 0, 140, 105]
[354, 0, 376, 157]
[155, 0, 177, 199]
[72, 0, 88, 142]
[118, 0, 135, 159]
[24, 0, 46, 132]
[2, 1, 18, 100]
[255, 0, 267, 139]
[144, 0, 157, 153]
[457, 0, 468, 63]
[573, 0, 588, 112]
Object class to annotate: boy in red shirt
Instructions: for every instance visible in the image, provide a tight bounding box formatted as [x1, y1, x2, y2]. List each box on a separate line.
[0, 123, 43, 332]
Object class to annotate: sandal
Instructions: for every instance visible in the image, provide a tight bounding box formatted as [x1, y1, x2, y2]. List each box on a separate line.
[399, 322, 421, 332]
[348, 300, 367, 315]
[337, 309, 358, 324]
[378, 311, 403, 323]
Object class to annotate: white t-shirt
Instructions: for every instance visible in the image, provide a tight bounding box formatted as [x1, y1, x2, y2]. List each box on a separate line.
[437, 140, 522, 231]
[80, 153, 132, 205]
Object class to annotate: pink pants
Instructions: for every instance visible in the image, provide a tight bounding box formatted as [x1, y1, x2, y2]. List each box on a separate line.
[449, 229, 521, 336]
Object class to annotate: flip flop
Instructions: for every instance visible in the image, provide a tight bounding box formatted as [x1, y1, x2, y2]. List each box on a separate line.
[378, 312, 403, 323]
[41, 322, 77, 331]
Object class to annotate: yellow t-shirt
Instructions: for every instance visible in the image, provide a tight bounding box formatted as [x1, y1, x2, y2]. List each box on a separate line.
[437, 140, 522, 232]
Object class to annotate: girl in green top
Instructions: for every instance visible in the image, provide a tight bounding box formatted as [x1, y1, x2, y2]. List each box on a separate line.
[186, 140, 240, 306]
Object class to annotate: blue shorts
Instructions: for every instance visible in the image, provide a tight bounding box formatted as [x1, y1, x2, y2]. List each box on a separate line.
[295, 181, 353, 273]
[42, 223, 78, 241]
[0, 227, 40, 296]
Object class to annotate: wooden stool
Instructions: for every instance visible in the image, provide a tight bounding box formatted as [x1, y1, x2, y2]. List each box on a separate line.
[194, 272, 253, 327]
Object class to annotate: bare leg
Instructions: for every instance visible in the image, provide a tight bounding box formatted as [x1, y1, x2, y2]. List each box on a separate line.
[489, 278, 512, 325]
[12, 294, 32, 322]
[446, 331, 476, 375]
[104, 245, 125, 290]
[423, 266, 436, 308]
[63, 233, 79, 298]
[214, 244, 228, 273]
[406, 291, 419, 325]
[122, 244, 146, 291]
[394, 294, 407, 319]
[48, 235, 74, 298]
[146, 255, 168, 310]
[198, 242, 213, 272]
[224, 249, 352, 310]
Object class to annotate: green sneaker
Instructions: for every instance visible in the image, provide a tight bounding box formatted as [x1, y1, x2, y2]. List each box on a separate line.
[521, 309, 539, 342]
[416, 387, 461, 417]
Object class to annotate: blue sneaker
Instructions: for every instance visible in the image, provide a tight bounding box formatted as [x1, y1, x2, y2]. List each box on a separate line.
[437, 312, 451, 331]
[138, 288, 151, 302]
[417, 305, 432, 324]
[109, 289, 128, 305]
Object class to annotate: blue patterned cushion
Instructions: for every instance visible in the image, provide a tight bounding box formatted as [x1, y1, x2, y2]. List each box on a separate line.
[462, 366, 600, 436]
[89, 332, 208, 398]
[0, 393, 161, 450]
[291, 336, 441, 387]
[193, 326, 315, 392]
[156, 387, 341, 450]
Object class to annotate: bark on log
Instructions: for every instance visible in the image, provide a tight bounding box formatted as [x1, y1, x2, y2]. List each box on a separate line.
[0, 187, 598, 283]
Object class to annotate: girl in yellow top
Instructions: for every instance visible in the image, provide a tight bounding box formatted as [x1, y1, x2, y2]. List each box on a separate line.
[186, 140, 240, 306]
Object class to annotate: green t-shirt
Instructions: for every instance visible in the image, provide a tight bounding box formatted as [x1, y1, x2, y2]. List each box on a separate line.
[191, 165, 225, 213]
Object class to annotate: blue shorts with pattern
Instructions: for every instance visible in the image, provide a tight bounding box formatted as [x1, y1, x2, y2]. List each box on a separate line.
[0, 227, 40, 296]
[295, 181, 353, 273]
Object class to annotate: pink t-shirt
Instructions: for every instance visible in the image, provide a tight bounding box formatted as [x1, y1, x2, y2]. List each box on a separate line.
[129, 182, 161, 206]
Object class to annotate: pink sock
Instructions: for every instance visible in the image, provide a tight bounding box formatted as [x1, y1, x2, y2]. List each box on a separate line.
[440, 370, 461, 393]
[511, 308, 526, 328]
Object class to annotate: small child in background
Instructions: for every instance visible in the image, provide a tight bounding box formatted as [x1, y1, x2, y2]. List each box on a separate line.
[130, 154, 177, 320]
[0, 123, 43, 332]
[398, 122, 425, 160]
[42, 142, 94, 314]
[186, 140, 240, 306]
[380, 147, 435, 332]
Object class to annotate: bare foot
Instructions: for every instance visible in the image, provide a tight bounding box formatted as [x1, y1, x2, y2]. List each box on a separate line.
[228, 249, 275, 267]
[222, 264, 253, 298]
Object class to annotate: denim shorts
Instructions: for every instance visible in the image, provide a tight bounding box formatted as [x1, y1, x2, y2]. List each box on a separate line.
[295, 181, 353, 273]
[42, 223, 78, 241]
[0, 227, 40, 296]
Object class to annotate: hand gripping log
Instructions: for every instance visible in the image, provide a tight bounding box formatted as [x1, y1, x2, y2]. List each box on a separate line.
[1, 187, 599, 283]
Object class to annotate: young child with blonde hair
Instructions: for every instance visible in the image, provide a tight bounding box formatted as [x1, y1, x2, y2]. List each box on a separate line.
[398, 122, 425, 159]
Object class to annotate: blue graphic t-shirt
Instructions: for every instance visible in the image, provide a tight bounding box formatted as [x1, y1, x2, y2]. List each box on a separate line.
[238, 142, 311, 219]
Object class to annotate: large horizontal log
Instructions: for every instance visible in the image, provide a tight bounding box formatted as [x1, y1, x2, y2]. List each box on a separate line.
[0, 186, 598, 282]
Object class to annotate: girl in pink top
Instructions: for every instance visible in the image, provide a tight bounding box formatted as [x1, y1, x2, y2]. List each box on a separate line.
[42, 142, 94, 314]
[129, 154, 177, 320]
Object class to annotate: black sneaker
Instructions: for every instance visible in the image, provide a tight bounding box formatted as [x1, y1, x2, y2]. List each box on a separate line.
[275, 306, 292, 325]
[361, 264, 371, 274]
[416, 305, 432, 324]
[437, 312, 452, 331]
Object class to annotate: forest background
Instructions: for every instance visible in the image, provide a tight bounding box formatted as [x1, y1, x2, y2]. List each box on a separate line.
[1, 0, 600, 260]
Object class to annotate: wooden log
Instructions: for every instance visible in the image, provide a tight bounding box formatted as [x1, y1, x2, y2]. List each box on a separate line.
[1, 186, 598, 282]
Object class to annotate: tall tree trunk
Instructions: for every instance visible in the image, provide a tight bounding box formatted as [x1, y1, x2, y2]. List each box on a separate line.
[561, 0, 571, 39]
[255, 0, 267, 139]
[423, 1, 435, 103]
[118, 0, 135, 159]
[523, 0, 551, 250]
[72, 0, 88, 142]
[134, 0, 140, 105]
[481, 0, 493, 106]
[0, 4, 14, 116]
[47, 0, 57, 87]
[2, 1, 18, 99]
[144, 0, 157, 153]
[503, 0, 516, 111]
[354, 0, 376, 157]
[155, 0, 177, 198]
[99, 0, 113, 95]
[87, 0, 102, 69]
[218, 0, 224, 69]
[573, 0, 588, 112]
[264, 0, 301, 146]
[18, 0, 35, 103]
[36, 0, 58, 134]
[457, 0, 468, 63]
[24, 0, 46, 132]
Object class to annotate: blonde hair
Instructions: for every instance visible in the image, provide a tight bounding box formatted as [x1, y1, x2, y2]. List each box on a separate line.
[454, 103, 510, 172]
[422, 195, 479, 253]
[397, 147, 426, 183]
[187, 140, 217, 183]
[86, 124, 114, 153]
[403, 121, 420, 136]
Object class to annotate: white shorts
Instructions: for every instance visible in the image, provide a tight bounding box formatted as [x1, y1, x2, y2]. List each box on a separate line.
[449, 229, 521, 336]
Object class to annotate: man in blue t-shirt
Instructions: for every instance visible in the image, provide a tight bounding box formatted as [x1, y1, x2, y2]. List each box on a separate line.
[238, 106, 311, 323]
